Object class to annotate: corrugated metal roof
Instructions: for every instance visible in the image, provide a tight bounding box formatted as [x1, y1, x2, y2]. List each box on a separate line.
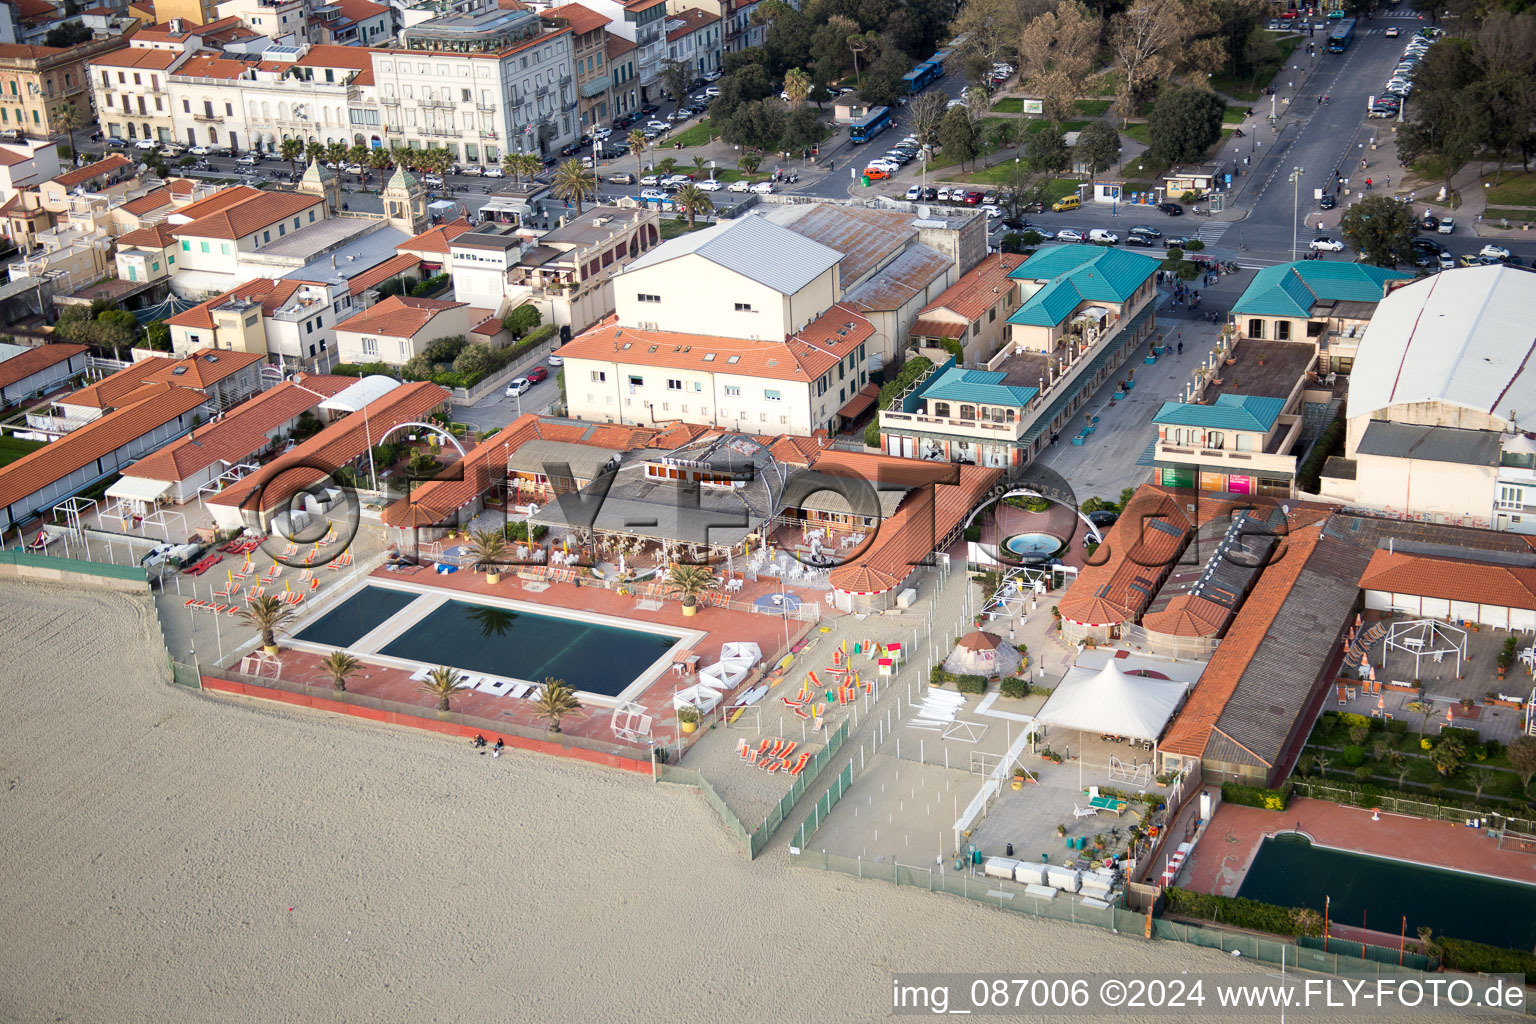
[919, 366, 1039, 407]
[1354, 420, 1500, 466]
[1348, 265, 1536, 423]
[623, 215, 843, 295]
[1233, 260, 1409, 318]
[507, 438, 620, 480]
[1153, 394, 1286, 432]
[1007, 244, 1159, 327]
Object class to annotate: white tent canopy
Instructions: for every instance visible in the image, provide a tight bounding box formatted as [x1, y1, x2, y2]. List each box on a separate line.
[106, 476, 172, 504]
[321, 374, 400, 413]
[1036, 660, 1189, 742]
[698, 641, 761, 691]
[673, 683, 724, 715]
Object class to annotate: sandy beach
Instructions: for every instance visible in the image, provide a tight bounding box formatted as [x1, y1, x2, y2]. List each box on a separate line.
[0, 580, 1498, 1023]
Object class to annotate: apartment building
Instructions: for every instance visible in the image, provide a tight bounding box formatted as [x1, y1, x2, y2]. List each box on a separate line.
[586, 0, 667, 102]
[511, 204, 660, 331]
[215, 0, 310, 42]
[165, 275, 359, 367]
[606, 34, 638, 120]
[243, 44, 374, 153]
[168, 53, 255, 151]
[310, 0, 394, 45]
[670, 0, 760, 54]
[89, 47, 189, 145]
[374, 1, 578, 164]
[542, 3, 612, 132]
[0, 38, 126, 140]
[332, 294, 471, 365]
[664, 7, 720, 79]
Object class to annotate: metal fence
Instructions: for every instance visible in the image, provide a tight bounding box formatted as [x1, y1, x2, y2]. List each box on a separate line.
[0, 547, 149, 584]
[752, 719, 850, 857]
[655, 762, 752, 851]
[1155, 919, 1441, 977]
[1290, 779, 1536, 835]
[792, 759, 854, 850]
[1297, 933, 1437, 972]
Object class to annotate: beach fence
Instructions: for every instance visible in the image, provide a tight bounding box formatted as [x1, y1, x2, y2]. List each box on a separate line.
[1154, 919, 1442, 976]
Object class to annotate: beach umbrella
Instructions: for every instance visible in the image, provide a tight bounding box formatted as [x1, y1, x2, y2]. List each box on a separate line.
[1377, 696, 1386, 711]
[1446, 706, 1455, 724]
[1368, 664, 1376, 682]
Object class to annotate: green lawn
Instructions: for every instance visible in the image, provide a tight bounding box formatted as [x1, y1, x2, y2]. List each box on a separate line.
[1211, 37, 1300, 102]
[992, 98, 1023, 113]
[1223, 105, 1248, 124]
[1121, 151, 1170, 185]
[1484, 171, 1536, 207]
[659, 217, 708, 240]
[1487, 207, 1536, 223]
[666, 120, 717, 149]
[1122, 122, 1151, 146]
[0, 434, 44, 467]
[1075, 99, 1111, 118]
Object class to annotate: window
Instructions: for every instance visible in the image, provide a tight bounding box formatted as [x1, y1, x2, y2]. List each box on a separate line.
[263, 231, 270, 243]
[724, 385, 740, 397]
[637, 293, 660, 303]
[1276, 320, 1291, 341]
[734, 302, 754, 312]
[181, 240, 190, 251]
[361, 337, 377, 356]
[1206, 431, 1224, 450]
[764, 389, 781, 401]
[666, 379, 682, 390]
[1247, 319, 1264, 339]
[183, 99, 190, 113]
[628, 375, 644, 386]
[1498, 485, 1525, 510]
[220, 243, 230, 255]
[200, 241, 210, 253]
[590, 370, 606, 382]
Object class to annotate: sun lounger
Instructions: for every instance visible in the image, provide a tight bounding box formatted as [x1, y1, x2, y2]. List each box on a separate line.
[768, 740, 785, 758]
[757, 739, 772, 757]
[1336, 684, 1347, 706]
[1074, 804, 1100, 819]
[788, 751, 812, 775]
[508, 683, 531, 699]
[778, 741, 797, 761]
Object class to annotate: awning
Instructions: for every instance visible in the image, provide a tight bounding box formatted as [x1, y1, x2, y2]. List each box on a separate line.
[321, 375, 401, 413]
[106, 475, 171, 504]
[1036, 660, 1188, 741]
[910, 316, 961, 340]
[837, 381, 881, 421]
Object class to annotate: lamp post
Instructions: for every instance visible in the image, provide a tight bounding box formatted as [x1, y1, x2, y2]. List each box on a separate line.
[1290, 166, 1304, 262]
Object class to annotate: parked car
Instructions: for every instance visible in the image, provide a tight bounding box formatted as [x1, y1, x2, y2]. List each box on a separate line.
[981, 204, 1002, 218]
[645, 120, 669, 131]
[703, 70, 723, 82]
[236, 154, 259, 166]
[1165, 236, 1191, 248]
[547, 354, 564, 366]
[695, 178, 723, 191]
[134, 139, 159, 151]
[1123, 233, 1156, 247]
[1051, 194, 1082, 212]
[461, 165, 484, 176]
[750, 181, 774, 194]
[505, 378, 532, 397]
[189, 145, 212, 156]
[1319, 194, 1337, 210]
[1157, 201, 1183, 216]
[526, 366, 549, 383]
[728, 179, 750, 192]
[1481, 243, 1512, 260]
[904, 185, 923, 200]
[608, 172, 636, 185]
[936, 187, 952, 202]
[1129, 225, 1161, 239]
[1309, 237, 1345, 252]
[704, 85, 721, 97]
[962, 190, 984, 205]
[1438, 217, 1455, 235]
[1438, 252, 1457, 270]
[1055, 228, 1086, 242]
[639, 188, 668, 201]
[422, 175, 444, 188]
[482, 167, 504, 178]
[662, 174, 691, 188]
[1459, 253, 1482, 267]
[1088, 228, 1119, 244]
[1385, 25, 1400, 35]
[1419, 213, 1439, 231]
[863, 166, 891, 180]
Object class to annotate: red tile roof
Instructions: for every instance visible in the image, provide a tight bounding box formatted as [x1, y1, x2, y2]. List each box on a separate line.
[125, 377, 345, 483]
[606, 34, 636, 59]
[168, 184, 264, 222]
[665, 7, 718, 41]
[1160, 523, 1324, 759]
[920, 252, 1024, 322]
[142, 347, 263, 389]
[117, 222, 178, 249]
[168, 54, 251, 80]
[544, 2, 609, 34]
[333, 295, 465, 340]
[174, 191, 323, 240]
[1056, 487, 1192, 627]
[52, 154, 132, 189]
[0, 342, 85, 390]
[1358, 549, 1536, 611]
[399, 216, 473, 255]
[88, 47, 179, 69]
[295, 42, 376, 70]
[210, 381, 450, 513]
[557, 313, 850, 384]
[0, 387, 205, 512]
[345, 252, 421, 296]
[119, 187, 174, 217]
[11, 0, 56, 21]
[61, 356, 174, 409]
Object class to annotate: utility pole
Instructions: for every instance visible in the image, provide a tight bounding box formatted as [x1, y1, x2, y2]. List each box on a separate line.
[1291, 166, 1304, 262]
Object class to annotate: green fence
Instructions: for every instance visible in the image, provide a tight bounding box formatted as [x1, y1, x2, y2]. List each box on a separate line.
[793, 760, 854, 850]
[1156, 919, 1446, 978]
[1291, 779, 1536, 835]
[655, 763, 753, 853]
[169, 660, 202, 690]
[1298, 933, 1436, 972]
[0, 547, 149, 584]
[751, 719, 850, 858]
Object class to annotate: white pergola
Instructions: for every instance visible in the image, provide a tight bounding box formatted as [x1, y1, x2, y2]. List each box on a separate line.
[1380, 619, 1467, 679]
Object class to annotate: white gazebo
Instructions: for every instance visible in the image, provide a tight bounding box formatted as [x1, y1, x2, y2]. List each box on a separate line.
[1037, 659, 1189, 743]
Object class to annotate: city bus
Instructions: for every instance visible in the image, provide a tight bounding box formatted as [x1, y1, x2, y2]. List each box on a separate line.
[850, 106, 892, 144]
[902, 61, 941, 95]
[1326, 17, 1355, 52]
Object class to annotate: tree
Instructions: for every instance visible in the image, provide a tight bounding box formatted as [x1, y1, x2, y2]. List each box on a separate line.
[720, 100, 786, 149]
[1314, 752, 1332, 779]
[661, 58, 692, 105]
[1146, 84, 1223, 165]
[782, 66, 812, 107]
[531, 677, 583, 733]
[860, 44, 912, 108]
[1466, 766, 1492, 804]
[1429, 735, 1466, 777]
[550, 159, 598, 213]
[951, 0, 1028, 79]
[515, 152, 542, 183]
[240, 595, 296, 653]
[1018, 0, 1100, 122]
[306, 140, 326, 165]
[1108, 0, 1222, 124]
[673, 182, 715, 229]
[280, 137, 304, 180]
[502, 152, 526, 183]
[503, 303, 541, 337]
[1027, 126, 1070, 173]
[44, 21, 92, 47]
[367, 147, 391, 183]
[781, 106, 822, 154]
[452, 343, 493, 377]
[739, 152, 762, 175]
[627, 129, 648, 175]
[1340, 194, 1417, 268]
[1074, 120, 1121, 182]
[665, 563, 719, 611]
[418, 665, 463, 712]
[320, 650, 360, 693]
[908, 91, 949, 149]
[938, 105, 978, 171]
[1388, 750, 1410, 790]
[53, 101, 83, 143]
[1396, 41, 1484, 195]
[326, 141, 348, 165]
[1509, 735, 1536, 791]
[466, 528, 508, 574]
[143, 320, 171, 352]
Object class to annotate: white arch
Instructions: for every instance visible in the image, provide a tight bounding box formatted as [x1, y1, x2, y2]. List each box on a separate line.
[960, 487, 1104, 546]
[373, 421, 467, 461]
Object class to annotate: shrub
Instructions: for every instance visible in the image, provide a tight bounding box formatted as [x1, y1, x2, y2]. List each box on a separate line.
[930, 665, 949, 687]
[963, 524, 981, 542]
[1439, 937, 1536, 976]
[1298, 411, 1346, 492]
[1162, 888, 1322, 936]
[503, 303, 542, 338]
[452, 342, 494, 376]
[999, 677, 1030, 699]
[1342, 745, 1365, 767]
[955, 675, 988, 694]
[1182, 238, 1205, 251]
[863, 421, 881, 448]
[1220, 781, 1291, 811]
[502, 521, 549, 542]
[330, 362, 396, 378]
[409, 272, 450, 297]
[1385, 718, 1408, 735]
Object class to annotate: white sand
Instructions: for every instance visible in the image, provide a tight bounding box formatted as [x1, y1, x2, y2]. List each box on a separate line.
[0, 580, 1485, 1023]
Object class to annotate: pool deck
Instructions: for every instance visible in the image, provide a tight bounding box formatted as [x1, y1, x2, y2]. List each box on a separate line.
[1180, 796, 1536, 898]
[261, 565, 820, 755]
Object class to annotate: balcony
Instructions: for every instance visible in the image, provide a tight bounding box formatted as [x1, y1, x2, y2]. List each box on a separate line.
[878, 408, 1023, 442]
[382, 95, 400, 105]
[418, 96, 452, 108]
[1153, 414, 1303, 478]
[193, 112, 223, 123]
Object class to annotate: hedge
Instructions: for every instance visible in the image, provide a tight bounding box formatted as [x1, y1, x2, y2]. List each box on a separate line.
[331, 361, 396, 378]
[1163, 887, 1322, 937]
[1288, 777, 1533, 819]
[1298, 411, 1345, 493]
[1220, 781, 1292, 811]
[999, 677, 1030, 699]
[955, 674, 988, 694]
[1439, 936, 1536, 976]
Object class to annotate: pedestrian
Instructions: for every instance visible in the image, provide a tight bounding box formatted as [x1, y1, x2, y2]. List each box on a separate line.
[1317, 95, 1322, 105]
[1178, 340, 1184, 354]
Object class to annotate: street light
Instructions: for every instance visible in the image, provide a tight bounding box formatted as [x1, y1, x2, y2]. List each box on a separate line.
[1290, 166, 1305, 262]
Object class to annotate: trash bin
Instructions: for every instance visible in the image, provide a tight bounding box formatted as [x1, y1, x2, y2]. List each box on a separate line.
[1006, 842, 1014, 857]
[860, 174, 870, 187]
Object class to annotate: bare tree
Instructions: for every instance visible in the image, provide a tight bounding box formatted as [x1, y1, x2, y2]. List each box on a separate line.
[953, 0, 1037, 78]
[909, 91, 949, 148]
[1108, 0, 1222, 124]
[1019, 0, 1100, 85]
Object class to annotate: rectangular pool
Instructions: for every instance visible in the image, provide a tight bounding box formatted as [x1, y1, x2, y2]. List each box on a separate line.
[1236, 835, 1536, 949]
[293, 585, 419, 648]
[377, 597, 677, 697]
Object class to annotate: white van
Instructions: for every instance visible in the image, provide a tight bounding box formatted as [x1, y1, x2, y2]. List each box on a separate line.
[1088, 228, 1120, 245]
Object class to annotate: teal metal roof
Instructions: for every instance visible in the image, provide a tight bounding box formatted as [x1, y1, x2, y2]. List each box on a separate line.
[1232, 261, 1409, 318]
[1007, 244, 1161, 327]
[918, 367, 1039, 407]
[1153, 394, 1287, 432]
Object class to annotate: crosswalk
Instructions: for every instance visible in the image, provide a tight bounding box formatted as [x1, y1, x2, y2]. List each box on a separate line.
[1196, 222, 1233, 245]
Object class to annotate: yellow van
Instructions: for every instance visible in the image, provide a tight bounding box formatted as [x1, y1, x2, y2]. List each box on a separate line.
[1052, 194, 1082, 212]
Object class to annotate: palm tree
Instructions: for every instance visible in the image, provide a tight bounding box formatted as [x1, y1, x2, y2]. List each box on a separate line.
[466, 527, 508, 580]
[320, 650, 360, 692]
[306, 140, 325, 165]
[54, 101, 83, 157]
[655, 156, 677, 177]
[628, 129, 647, 174]
[738, 153, 761, 175]
[531, 676, 583, 733]
[665, 563, 719, 614]
[550, 158, 598, 213]
[280, 137, 304, 179]
[326, 140, 348, 165]
[503, 152, 524, 183]
[348, 142, 369, 169]
[240, 595, 296, 654]
[783, 67, 812, 108]
[673, 183, 713, 229]
[367, 147, 390, 184]
[419, 665, 463, 712]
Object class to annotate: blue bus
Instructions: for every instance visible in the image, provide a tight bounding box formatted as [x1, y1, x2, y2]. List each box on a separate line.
[850, 106, 891, 144]
[1326, 17, 1355, 51]
[925, 50, 952, 76]
[902, 61, 941, 95]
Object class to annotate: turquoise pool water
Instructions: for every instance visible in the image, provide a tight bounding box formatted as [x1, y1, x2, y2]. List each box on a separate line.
[1235, 835, 1536, 949]
[295, 585, 678, 697]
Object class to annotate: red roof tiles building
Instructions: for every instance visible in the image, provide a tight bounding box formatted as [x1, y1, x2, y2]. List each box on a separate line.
[0, 342, 86, 400]
[173, 191, 323, 241]
[333, 295, 465, 340]
[1056, 488, 1192, 633]
[51, 154, 133, 190]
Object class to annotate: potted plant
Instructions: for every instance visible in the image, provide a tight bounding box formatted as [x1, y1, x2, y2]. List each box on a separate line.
[531, 676, 583, 734]
[239, 594, 296, 657]
[1056, 823, 1068, 838]
[320, 650, 360, 693]
[665, 563, 719, 617]
[678, 706, 700, 734]
[1012, 766, 1026, 790]
[467, 527, 508, 584]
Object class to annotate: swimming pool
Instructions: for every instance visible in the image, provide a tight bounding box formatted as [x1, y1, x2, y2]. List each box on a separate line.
[1236, 834, 1536, 949]
[291, 582, 698, 701]
[1003, 532, 1063, 561]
